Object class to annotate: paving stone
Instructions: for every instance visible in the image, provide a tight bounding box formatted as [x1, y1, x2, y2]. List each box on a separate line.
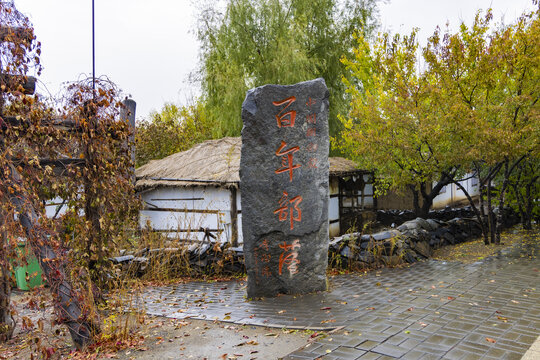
[356, 340, 380, 351]
[371, 343, 409, 358]
[442, 347, 468, 360]
[419, 353, 443, 360]
[137, 237, 540, 359]
[327, 346, 366, 359]
[401, 350, 430, 359]
[358, 352, 382, 359]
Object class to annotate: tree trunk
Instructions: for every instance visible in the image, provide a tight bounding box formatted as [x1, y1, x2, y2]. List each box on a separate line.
[487, 180, 495, 244]
[523, 179, 535, 230]
[408, 184, 421, 217]
[0, 69, 14, 342]
[512, 181, 527, 228]
[0, 210, 14, 342]
[478, 182, 489, 245]
[452, 179, 487, 243]
[417, 173, 453, 219]
[494, 162, 509, 244]
[8, 165, 98, 349]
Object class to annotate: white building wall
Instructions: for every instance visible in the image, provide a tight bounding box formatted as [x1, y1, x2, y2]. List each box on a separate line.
[140, 186, 241, 243]
[329, 177, 340, 237]
[432, 174, 481, 209]
[44, 197, 68, 218]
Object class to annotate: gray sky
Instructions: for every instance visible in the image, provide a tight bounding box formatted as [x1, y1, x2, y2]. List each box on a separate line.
[15, 0, 536, 121]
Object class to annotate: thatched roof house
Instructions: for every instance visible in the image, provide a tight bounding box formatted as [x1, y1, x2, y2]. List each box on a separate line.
[135, 137, 374, 244]
[136, 137, 362, 191]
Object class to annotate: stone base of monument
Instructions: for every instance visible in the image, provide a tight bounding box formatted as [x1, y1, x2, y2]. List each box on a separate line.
[245, 228, 329, 298]
[241, 78, 330, 298]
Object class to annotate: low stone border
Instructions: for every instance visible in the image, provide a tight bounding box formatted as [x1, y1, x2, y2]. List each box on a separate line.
[329, 216, 484, 267]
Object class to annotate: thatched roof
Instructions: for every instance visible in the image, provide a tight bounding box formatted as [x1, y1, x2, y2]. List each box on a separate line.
[135, 137, 365, 191]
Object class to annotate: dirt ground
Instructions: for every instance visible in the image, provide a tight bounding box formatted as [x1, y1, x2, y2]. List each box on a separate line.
[0, 290, 311, 360]
[112, 317, 310, 360]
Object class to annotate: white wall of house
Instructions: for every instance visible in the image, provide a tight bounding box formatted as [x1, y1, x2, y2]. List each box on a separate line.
[140, 174, 375, 243]
[139, 186, 243, 244]
[329, 177, 340, 237]
[44, 197, 68, 218]
[432, 174, 480, 209]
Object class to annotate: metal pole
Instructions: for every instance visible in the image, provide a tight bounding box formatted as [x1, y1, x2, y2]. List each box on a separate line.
[92, 0, 95, 94]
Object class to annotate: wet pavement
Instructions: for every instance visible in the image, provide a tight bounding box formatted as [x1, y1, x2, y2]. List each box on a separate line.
[140, 239, 540, 359]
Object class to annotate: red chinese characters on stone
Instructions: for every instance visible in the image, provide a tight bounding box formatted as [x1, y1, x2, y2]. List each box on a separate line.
[275, 140, 301, 182]
[273, 96, 297, 128]
[306, 142, 318, 152]
[254, 239, 271, 279]
[306, 127, 316, 137]
[306, 97, 316, 107]
[274, 191, 302, 230]
[261, 266, 271, 277]
[306, 113, 316, 124]
[279, 239, 301, 276]
[308, 158, 318, 168]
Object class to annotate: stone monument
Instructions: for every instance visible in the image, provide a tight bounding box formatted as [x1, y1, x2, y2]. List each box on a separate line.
[240, 78, 330, 298]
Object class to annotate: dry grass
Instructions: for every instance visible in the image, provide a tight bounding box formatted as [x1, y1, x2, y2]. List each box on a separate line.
[432, 226, 538, 263]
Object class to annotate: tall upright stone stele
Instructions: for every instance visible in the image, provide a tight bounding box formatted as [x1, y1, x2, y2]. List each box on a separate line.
[240, 78, 330, 298]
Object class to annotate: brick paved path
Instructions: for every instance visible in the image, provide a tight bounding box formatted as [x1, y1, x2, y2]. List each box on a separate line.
[141, 239, 539, 359]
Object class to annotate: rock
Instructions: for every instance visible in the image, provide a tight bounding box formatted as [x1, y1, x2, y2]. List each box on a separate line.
[414, 217, 433, 231]
[402, 249, 418, 263]
[240, 78, 330, 298]
[360, 234, 372, 242]
[358, 251, 375, 264]
[412, 240, 431, 258]
[426, 219, 440, 230]
[443, 232, 456, 244]
[329, 238, 343, 251]
[360, 240, 371, 250]
[372, 231, 395, 241]
[397, 223, 411, 232]
[340, 246, 353, 259]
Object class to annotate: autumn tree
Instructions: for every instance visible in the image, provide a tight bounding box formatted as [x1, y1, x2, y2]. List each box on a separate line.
[423, 9, 539, 243]
[339, 8, 539, 242]
[336, 30, 463, 218]
[135, 101, 213, 166]
[0, 0, 43, 341]
[0, 1, 139, 348]
[196, 0, 380, 142]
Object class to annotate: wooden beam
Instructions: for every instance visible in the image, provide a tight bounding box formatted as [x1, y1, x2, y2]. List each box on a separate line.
[1, 116, 126, 140]
[151, 229, 223, 233]
[142, 207, 220, 214]
[230, 187, 238, 247]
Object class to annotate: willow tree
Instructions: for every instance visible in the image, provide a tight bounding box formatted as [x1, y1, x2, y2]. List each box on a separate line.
[196, 0, 380, 141]
[135, 101, 213, 167]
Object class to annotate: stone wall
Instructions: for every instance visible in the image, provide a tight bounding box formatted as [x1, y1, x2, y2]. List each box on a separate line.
[329, 215, 509, 268]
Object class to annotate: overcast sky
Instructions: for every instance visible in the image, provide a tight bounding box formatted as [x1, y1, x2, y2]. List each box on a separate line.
[14, 0, 536, 121]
